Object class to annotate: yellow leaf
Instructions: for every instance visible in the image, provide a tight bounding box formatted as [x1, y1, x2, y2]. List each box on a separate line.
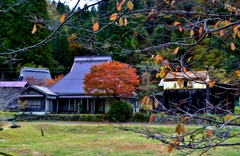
[60, 13, 66, 23]
[187, 56, 192, 63]
[231, 42, 235, 51]
[154, 99, 158, 108]
[219, 30, 224, 37]
[225, 20, 231, 26]
[209, 80, 215, 88]
[226, 114, 232, 121]
[32, 24, 37, 34]
[182, 116, 189, 122]
[119, 17, 123, 26]
[179, 26, 183, 32]
[182, 67, 187, 73]
[213, 146, 216, 150]
[214, 20, 220, 28]
[173, 21, 180, 26]
[199, 27, 203, 35]
[235, 70, 240, 77]
[205, 33, 209, 37]
[175, 123, 186, 135]
[127, 1, 134, 11]
[110, 13, 118, 21]
[190, 30, 194, 37]
[177, 79, 182, 87]
[233, 32, 236, 39]
[174, 47, 179, 54]
[124, 18, 127, 26]
[92, 22, 99, 31]
[141, 96, 147, 104]
[159, 70, 166, 78]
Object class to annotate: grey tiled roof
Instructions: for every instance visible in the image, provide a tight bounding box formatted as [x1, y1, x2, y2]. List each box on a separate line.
[0, 81, 27, 87]
[33, 85, 58, 96]
[50, 56, 112, 95]
[74, 56, 112, 62]
[18, 67, 52, 81]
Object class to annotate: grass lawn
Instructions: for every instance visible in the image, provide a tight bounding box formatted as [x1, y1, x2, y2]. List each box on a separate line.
[0, 122, 240, 156]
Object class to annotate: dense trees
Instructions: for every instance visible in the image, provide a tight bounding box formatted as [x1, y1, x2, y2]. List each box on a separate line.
[0, 0, 240, 154]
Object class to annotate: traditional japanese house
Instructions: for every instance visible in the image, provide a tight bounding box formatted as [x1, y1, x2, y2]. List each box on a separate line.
[50, 56, 139, 114]
[155, 71, 236, 114]
[19, 85, 57, 114]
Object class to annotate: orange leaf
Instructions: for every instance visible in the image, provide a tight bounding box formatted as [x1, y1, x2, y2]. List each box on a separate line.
[177, 79, 182, 87]
[166, 64, 173, 72]
[225, 20, 231, 26]
[174, 21, 180, 26]
[226, 114, 232, 121]
[174, 47, 179, 54]
[182, 116, 189, 122]
[117, 0, 125, 11]
[206, 129, 212, 138]
[199, 27, 203, 35]
[214, 20, 220, 28]
[233, 25, 239, 32]
[179, 26, 183, 32]
[219, 30, 224, 37]
[110, 13, 118, 21]
[92, 22, 99, 31]
[60, 13, 66, 23]
[149, 115, 155, 123]
[119, 17, 123, 26]
[127, 1, 134, 10]
[209, 80, 215, 88]
[124, 18, 128, 26]
[32, 24, 37, 34]
[190, 30, 194, 37]
[182, 67, 187, 73]
[231, 42, 235, 51]
[237, 31, 240, 38]
[168, 145, 174, 153]
[174, 72, 177, 79]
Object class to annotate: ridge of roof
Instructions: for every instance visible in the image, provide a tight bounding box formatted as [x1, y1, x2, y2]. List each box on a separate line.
[74, 56, 112, 62]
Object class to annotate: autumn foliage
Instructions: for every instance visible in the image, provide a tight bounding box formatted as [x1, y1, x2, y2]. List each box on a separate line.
[83, 61, 139, 98]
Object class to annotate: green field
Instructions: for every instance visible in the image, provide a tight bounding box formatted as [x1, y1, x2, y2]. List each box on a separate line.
[0, 122, 240, 156]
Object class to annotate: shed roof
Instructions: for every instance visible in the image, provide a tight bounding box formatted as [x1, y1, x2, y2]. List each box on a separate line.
[164, 71, 207, 81]
[0, 81, 27, 88]
[50, 56, 112, 95]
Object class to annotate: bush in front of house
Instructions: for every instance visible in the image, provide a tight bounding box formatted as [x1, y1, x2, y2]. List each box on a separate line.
[131, 113, 149, 122]
[108, 100, 133, 122]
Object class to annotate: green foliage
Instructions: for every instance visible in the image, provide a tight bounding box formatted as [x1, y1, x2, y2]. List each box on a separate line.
[108, 100, 133, 122]
[132, 113, 148, 122]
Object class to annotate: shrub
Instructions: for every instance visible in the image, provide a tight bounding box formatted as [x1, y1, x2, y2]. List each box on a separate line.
[108, 100, 133, 122]
[133, 113, 147, 122]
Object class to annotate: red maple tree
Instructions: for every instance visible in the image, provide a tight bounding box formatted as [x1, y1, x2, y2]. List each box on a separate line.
[83, 61, 139, 98]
